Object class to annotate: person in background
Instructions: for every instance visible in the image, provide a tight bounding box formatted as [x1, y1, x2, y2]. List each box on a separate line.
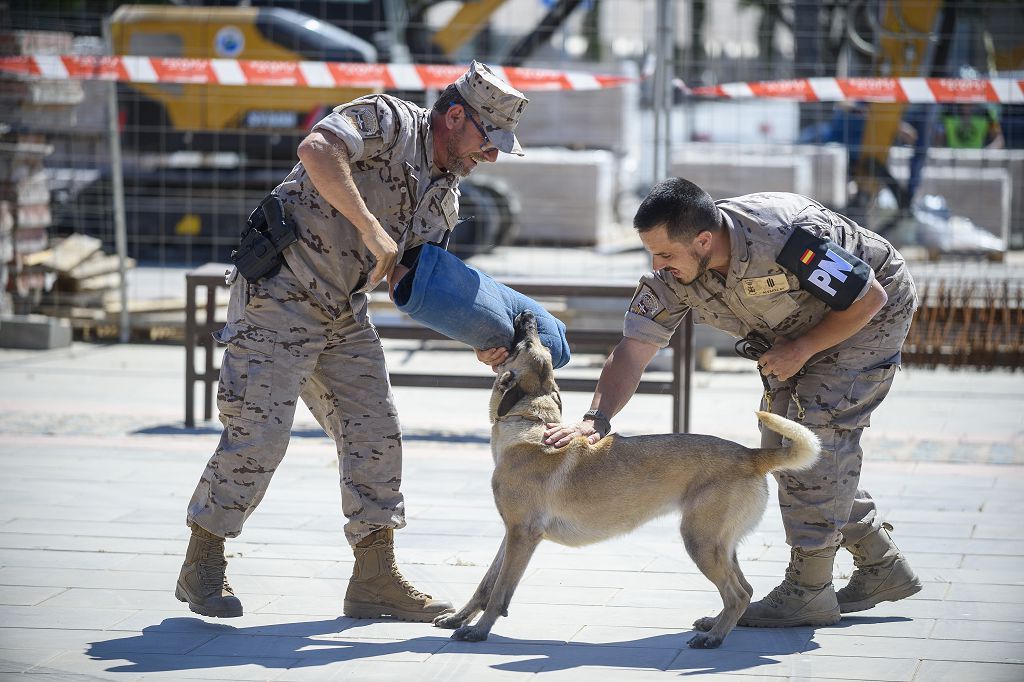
[937, 102, 1005, 150]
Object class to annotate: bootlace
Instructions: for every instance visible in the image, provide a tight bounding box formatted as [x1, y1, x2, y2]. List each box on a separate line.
[197, 538, 231, 593]
[383, 547, 429, 600]
[845, 555, 884, 590]
[844, 569, 867, 593]
[760, 555, 811, 607]
[762, 578, 798, 607]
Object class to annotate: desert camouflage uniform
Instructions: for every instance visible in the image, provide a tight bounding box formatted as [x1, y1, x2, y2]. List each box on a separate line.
[623, 192, 918, 551]
[188, 94, 460, 544]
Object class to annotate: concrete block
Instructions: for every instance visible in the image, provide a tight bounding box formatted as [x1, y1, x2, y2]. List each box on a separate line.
[890, 164, 1011, 244]
[671, 149, 813, 203]
[474, 148, 621, 246]
[890, 146, 1024, 248]
[674, 142, 848, 208]
[0, 314, 72, 349]
[513, 63, 639, 154]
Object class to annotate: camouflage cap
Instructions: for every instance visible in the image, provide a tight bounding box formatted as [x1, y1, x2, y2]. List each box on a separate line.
[454, 60, 528, 156]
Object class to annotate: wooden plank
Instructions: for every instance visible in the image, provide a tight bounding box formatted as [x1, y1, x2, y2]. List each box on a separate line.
[41, 289, 105, 307]
[74, 271, 120, 292]
[47, 233, 102, 273]
[21, 247, 53, 267]
[103, 297, 187, 315]
[36, 305, 105, 321]
[68, 253, 134, 281]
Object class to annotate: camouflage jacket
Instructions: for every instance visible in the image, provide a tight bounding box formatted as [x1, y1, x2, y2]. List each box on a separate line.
[276, 94, 460, 320]
[624, 192, 918, 361]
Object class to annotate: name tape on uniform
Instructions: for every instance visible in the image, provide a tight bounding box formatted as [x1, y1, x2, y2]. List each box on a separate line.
[687, 77, 1024, 104]
[0, 55, 633, 92]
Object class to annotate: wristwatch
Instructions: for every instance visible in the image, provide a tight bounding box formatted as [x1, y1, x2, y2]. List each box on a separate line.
[582, 408, 611, 436]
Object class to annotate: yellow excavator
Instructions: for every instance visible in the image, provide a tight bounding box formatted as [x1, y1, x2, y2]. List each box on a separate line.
[110, 4, 377, 158]
[78, 1, 591, 261]
[109, 0, 588, 160]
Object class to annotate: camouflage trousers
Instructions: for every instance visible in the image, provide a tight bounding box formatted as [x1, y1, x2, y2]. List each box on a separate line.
[760, 343, 906, 551]
[187, 265, 405, 545]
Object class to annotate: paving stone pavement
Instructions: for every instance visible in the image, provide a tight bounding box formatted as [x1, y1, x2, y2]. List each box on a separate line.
[0, 341, 1022, 681]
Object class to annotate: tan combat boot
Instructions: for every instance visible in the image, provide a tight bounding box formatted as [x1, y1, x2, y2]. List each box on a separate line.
[738, 546, 841, 628]
[343, 528, 454, 622]
[175, 523, 243, 618]
[837, 522, 922, 613]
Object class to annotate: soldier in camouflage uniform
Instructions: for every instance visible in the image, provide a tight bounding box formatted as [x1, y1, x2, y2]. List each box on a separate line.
[540, 177, 922, 629]
[176, 62, 529, 621]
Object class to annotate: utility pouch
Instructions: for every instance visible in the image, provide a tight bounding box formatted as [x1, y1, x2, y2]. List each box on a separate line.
[230, 194, 297, 282]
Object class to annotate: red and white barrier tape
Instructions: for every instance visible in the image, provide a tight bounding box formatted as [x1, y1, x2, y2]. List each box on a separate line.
[687, 77, 1024, 104]
[0, 55, 632, 91]
[5, 56, 1019, 103]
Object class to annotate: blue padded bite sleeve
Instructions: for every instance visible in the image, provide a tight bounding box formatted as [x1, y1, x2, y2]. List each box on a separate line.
[393, 244, 570, 368]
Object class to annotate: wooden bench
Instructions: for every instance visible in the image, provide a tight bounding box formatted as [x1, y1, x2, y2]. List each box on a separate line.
[185, 262, 694, 431]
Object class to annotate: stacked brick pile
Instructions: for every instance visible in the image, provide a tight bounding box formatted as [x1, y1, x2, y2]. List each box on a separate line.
[0, 30, 83, 315]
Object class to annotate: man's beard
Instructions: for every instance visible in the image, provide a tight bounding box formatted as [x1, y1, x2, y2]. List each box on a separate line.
[679, 252, 712, 285]
[445, 132, 485, 178]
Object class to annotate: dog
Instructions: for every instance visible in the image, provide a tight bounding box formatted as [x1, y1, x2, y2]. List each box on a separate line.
[433, 310, 821, 649]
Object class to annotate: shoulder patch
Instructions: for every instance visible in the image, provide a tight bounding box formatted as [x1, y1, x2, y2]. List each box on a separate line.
[629, 284, 665, 319]
[342, 104, 382, 139]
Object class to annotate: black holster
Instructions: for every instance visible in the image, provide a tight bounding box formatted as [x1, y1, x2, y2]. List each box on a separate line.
[230, 194, 297, 282]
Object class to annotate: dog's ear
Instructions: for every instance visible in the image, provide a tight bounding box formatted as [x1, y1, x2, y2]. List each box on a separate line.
[496, 370, 514, 390]
[496, 371, 526, 417]
[538, 360, 554, 389]
[497, 386, 525, 417]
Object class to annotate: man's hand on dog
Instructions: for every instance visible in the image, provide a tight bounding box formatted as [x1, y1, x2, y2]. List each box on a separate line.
[543, 421, 604, 447]
[475, 347, 508, 372]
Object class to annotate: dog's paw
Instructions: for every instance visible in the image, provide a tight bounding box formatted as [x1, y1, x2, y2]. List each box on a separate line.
[451, 625, 489, 642]
[687, 632, 723, 649]
[692, 616, 716, 632]
[433, 613, 466, 629]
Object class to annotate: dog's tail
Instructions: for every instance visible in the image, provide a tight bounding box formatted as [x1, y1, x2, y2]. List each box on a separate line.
[752, 411, 821, 475]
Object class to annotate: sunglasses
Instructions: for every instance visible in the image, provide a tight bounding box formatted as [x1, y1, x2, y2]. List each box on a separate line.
[452, 101, 498, 153]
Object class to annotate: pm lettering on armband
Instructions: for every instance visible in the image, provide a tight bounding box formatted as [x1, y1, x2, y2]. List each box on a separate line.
[806, 248, 852, 296]
[776, 226, 872, 310]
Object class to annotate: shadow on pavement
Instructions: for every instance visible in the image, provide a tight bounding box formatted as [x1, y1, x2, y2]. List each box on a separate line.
[85, 615, 905, 676]
[132, 423, 491, 444]
[87, 617, 441, 674]
[822, 614, 915, 630]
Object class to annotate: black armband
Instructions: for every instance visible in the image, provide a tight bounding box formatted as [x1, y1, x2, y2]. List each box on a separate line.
[399, 229, 451, 269]
[399, 244, 423, 269]
[393, 231, 453, 304]
[776, 226, 873, 310]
